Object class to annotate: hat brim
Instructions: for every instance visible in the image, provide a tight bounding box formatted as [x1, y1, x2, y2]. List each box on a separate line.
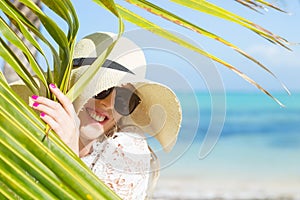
[123, 82, 182, 152]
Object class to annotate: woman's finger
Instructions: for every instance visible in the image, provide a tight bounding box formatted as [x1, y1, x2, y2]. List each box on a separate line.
[31, 95, 67, 118]
[31, 95, 60, 110]
[48, 83, 74, 116]
[39, 112, 63, 135]
[32, 101, 68, 123]
[29, 86, 80, 155]
[40, 110, 79, 154]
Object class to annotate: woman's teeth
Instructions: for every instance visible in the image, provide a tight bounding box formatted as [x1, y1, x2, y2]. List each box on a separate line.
[87, 110, 106, 122]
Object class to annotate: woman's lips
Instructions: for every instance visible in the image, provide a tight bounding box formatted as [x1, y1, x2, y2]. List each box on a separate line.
[86, 108, 109, 125]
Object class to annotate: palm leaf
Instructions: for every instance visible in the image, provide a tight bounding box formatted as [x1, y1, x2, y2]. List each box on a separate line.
[0, 17, 47, 90]
[15, 0, 73, 92]
[0, 76, 120, 199]
[0, 38, 39, 94]
[169, 0, 290, 49]
[1, 0, 56, 84]
[235, 0, 287, 13]
[40, 0, 79, 93]
[118, 0, 290, 95]
[103, 4, 284, 106]
[1, 0, 121, 198]
[67, 0, 125, 102]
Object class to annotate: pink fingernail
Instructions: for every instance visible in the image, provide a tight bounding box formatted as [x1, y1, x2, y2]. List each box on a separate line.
[50, 83, 56, 88]
[33, 102, 39, 107]
[40, 112, 45, 117]
[31, 95, 38, 100]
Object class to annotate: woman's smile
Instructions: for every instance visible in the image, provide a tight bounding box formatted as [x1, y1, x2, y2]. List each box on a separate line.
[86, 107, 109, 124]
[78, 90, 122, 144]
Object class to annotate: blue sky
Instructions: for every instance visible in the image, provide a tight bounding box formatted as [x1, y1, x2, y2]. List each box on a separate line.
[72, 0, 300, 92]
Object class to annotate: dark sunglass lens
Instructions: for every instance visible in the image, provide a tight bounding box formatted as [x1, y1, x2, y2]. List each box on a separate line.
[93, 88, 114, 99]
[128, 94, 141, 114]
[114, 87, 141, 116]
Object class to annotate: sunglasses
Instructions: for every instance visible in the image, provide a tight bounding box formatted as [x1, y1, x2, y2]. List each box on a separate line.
[93, 87, 141, 116]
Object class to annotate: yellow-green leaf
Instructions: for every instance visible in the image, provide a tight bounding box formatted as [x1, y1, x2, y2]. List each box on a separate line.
[116, 5, 285, 106]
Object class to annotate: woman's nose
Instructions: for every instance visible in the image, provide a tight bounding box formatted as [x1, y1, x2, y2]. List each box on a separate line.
[97, 90, 115, 109]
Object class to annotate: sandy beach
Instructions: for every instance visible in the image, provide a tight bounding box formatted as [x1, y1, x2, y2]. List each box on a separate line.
[150, 135, 300, 200]
[153, 177, 300, 200]
[151, 141, 300, 200]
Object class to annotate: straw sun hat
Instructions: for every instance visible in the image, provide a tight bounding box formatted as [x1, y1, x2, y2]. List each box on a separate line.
[10, 32, 182, 152]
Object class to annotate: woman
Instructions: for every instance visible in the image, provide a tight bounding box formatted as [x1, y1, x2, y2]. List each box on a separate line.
[28, 32, 181, 199]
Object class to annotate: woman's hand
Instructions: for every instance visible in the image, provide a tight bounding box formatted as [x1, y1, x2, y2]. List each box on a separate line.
[31, 83, 80, 155]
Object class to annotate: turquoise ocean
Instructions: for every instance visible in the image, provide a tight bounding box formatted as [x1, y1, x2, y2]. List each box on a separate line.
[153, 92, 300, 199]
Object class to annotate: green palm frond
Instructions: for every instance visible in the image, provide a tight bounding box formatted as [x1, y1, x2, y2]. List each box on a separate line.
[170, 0, 290, 48]
[1, 0, 120, 198]
[67, 0, 125, 102]
[0, 76, 120, 199]
[97, 0, 292, 103]
[235, 0, 287, 13]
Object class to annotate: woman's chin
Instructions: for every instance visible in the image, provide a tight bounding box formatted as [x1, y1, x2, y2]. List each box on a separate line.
[79, 124, 104, 141]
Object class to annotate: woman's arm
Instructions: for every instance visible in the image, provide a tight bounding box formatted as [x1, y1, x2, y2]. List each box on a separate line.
[31, 83, 80, 155]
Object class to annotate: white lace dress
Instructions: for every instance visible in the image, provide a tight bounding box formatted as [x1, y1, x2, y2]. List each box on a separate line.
[81, 132, 151, 200]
